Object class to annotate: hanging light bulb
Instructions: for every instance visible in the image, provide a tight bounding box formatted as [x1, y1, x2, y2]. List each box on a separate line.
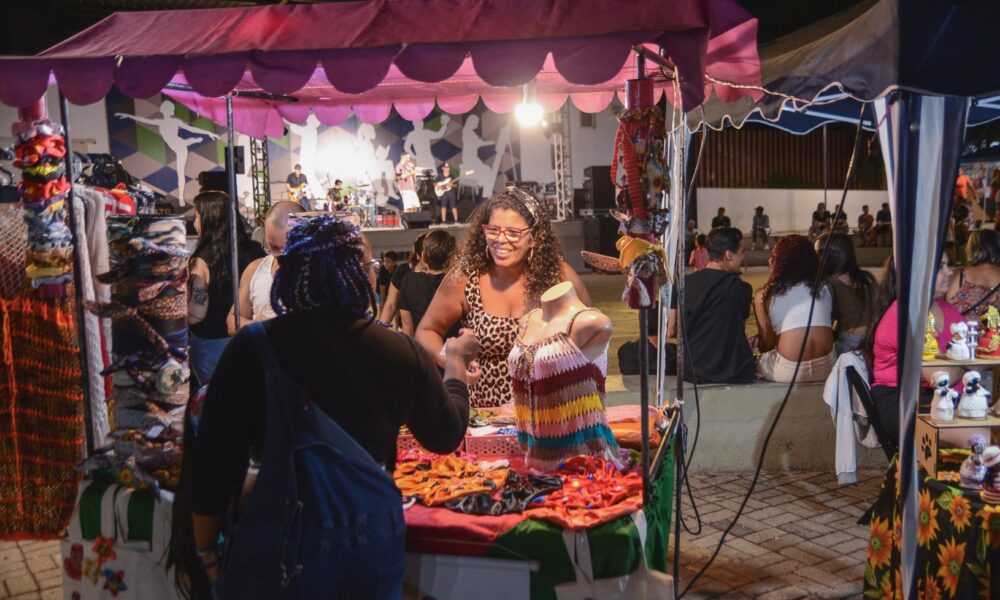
[515, 81, 544, 127]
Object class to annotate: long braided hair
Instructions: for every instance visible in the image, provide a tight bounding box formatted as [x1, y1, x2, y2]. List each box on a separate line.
[270, 216, 377, 318]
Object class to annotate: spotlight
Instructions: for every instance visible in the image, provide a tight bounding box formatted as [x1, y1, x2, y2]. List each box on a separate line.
[515, 81, 544, 127]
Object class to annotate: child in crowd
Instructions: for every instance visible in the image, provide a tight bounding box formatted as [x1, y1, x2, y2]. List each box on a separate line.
[689, 234, 709, 271]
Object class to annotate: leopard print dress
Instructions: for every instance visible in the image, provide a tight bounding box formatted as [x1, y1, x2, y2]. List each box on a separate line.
[462, 273, 519, 408]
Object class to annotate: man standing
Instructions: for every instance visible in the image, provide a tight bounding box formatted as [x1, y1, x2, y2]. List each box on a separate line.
[667, 227, 755, 384]
[956, 166, 973, 202]
[285, 164, 309, 209]
[436, 164, 459, 224]
[711, 207, 731, 229]
[751, 206, 770, 250]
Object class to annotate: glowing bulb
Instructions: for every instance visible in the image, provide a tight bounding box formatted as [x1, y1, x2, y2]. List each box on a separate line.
[516, 102, 544, 127]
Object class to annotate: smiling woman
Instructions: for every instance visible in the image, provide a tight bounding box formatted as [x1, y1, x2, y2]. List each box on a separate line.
[416, 187, 591, 408]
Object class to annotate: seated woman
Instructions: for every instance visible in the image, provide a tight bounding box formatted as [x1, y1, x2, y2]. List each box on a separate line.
[182, 216, 478, 599]
[948, 228, 1000, 318]
[865, 255, 961, 447]
[815, 233, 877, 354]
[754, 235, 835, 383]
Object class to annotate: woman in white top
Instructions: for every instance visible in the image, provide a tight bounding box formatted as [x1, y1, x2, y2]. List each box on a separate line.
[227, 201, 298, 334]
[754, 234, 835, 382]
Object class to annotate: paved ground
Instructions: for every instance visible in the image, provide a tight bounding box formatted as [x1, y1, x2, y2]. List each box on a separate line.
[0, 468, 882, 599]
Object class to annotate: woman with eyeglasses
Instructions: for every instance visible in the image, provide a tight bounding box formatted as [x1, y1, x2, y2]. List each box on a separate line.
[416, 187, 590, 408]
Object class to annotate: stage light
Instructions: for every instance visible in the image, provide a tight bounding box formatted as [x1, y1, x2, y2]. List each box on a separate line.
[515, 81, 544, 127]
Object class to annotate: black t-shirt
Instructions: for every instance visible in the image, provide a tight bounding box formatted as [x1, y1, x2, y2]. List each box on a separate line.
[390, 262, 413, 290]
[376, 265, 396, 290]
[710, 216, 731, 229]
[876, 209, 891, 224]
[812, 211, 831, 224]
[189, 310, 470, 515]
[670, 268, 754, 384]
[286, 172, 308, 188]
[398, 271, 458, 336]
[190, 240, 266, 339]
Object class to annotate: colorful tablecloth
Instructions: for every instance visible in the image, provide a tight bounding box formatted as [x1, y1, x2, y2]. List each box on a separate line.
[864, 460, 999, 599]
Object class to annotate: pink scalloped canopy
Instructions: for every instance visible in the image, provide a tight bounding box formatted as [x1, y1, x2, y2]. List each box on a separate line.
[0, 0, 762, 137]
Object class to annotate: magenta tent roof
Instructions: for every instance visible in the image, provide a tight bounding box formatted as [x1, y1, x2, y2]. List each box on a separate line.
[0, 0, 761, 137]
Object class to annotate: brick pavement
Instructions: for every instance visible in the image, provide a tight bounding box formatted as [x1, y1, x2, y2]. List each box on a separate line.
[0, 469, 882, 599]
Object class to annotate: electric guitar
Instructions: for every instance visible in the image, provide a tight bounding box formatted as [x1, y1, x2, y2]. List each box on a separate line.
[434, 177, 456, 197]
[287, 184, 307, 202]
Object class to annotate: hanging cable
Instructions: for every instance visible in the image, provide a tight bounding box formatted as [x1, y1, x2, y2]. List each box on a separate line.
[678, 104, 867, 597]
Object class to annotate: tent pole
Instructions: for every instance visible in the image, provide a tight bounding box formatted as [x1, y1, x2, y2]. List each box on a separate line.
[822, 124, 828, 207]
[58, 93, 96, 457]
[225, 95, 240, 331]
[634, 49, 651, 505]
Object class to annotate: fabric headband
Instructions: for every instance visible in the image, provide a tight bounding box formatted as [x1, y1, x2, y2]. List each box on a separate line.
[506, 186, 540, 222]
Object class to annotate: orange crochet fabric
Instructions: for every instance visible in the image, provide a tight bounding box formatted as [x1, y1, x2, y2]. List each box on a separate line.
[525, 456, 643, 530]
[394, 455, 508, 507]
[0, 297, 84, 539]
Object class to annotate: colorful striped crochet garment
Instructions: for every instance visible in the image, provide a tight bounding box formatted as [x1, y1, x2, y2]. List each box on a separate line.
[508, 308, 620, 471]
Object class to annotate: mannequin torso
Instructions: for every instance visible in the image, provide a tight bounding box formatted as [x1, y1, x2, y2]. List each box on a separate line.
[517, 282, 612, 361]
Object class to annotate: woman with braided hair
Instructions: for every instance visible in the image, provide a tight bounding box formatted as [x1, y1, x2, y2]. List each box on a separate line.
[417, 186, 590, 408]
[184, 216, 477, 598]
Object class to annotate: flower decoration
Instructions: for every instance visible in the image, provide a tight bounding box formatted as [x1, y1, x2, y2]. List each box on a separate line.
[102, 568, 127, 597]
[920, 576, 942, 600]
[935, 537, 966, 597]
[918, 488, 940, 547]
[91, 535, 116, 566]
[868, 516, 893, 569]
[948, 493, 972, 533]
[977, 504, 1000, 550]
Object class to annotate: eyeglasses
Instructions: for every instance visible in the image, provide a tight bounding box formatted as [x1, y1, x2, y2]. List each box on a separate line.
[482, 224, 532, 243]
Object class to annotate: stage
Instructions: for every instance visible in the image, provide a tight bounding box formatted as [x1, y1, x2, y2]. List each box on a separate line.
[365, 219, 588, 272]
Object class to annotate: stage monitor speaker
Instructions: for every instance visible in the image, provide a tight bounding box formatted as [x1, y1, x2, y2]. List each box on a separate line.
[224, 146, 245, 174]
[582, 215, 619, 256]
[197, 170, 229, 192]
[402, 211, 433, 230]
[584, 165, 614, 211]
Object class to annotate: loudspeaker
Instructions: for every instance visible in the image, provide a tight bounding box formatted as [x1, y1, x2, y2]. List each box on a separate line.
[402, 211, 433, 229]
[197, 170, 229, 192]
[584, 165, 614, 211]
[224, 146, 245, 174]
[582, 215, 619, 256]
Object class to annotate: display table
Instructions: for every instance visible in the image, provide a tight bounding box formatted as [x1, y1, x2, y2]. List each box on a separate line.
[864, 460, 999, 599]
[60, 444, 675, 600]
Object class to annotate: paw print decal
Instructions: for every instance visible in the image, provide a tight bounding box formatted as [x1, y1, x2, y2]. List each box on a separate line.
[921, 433, 933, 461]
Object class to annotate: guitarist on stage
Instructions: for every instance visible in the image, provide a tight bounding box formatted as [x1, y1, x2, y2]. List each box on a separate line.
[285, 163, 311, 210]
[435, 163, 459, 224]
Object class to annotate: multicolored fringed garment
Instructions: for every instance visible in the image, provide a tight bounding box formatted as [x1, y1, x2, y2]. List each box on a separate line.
[0, 296, 84, 539]
[508, 308, 620, 471]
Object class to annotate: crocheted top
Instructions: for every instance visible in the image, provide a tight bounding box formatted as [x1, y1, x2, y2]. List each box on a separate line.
[508, 307, 620, 471]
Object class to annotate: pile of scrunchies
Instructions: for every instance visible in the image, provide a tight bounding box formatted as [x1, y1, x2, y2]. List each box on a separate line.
[14, 120, 72, 297]
[87, 216, 190, 434]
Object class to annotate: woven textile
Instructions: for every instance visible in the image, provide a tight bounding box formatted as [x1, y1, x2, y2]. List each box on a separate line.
[508, 308, 620, 471]
[0, 204, 27, 300]
[0, 296, 84, 539]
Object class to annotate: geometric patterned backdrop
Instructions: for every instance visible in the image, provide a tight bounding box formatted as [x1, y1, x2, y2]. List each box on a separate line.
[105, 89, 522, 208]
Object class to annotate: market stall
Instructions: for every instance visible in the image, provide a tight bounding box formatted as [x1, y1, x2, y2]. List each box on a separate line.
[0, 1, 765, 599]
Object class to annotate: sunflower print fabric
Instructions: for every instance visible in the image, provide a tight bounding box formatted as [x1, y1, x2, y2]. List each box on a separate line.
[864, 458, 997, 599]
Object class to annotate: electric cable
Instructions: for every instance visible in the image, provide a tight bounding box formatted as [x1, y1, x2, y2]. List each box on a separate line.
[678, 104, 868, 597]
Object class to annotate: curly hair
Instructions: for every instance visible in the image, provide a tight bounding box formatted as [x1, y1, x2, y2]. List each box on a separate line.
[457, 187, 564, 304]
[762, 234, 822, 307]
[270, 216, 377, 318]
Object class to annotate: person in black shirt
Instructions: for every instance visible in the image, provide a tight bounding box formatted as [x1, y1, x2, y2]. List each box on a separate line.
[667, 227, 754, 383]
[188, 191, 266, 384]
[832, 207, 849, 235]
[869, 202, 892, 246]
[182, 217, 477, 594]
[711, 207, 731, 229]
[285, 163, 309, 208]
[399, 230, 456, 336]
[378, 233, 427, 325]
[809, 202, 831, 239]
[376, 250, 398, 305]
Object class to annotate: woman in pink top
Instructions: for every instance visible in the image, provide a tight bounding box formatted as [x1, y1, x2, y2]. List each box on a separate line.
[865, 255, 963, 446]
[689, 233, 710, 271]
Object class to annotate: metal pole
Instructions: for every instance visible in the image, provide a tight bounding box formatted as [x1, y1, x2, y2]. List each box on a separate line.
[822, 124, 828, 207]
[638, 308, 651, 501]
[59, 93, 96, 457]
[225, 95, 240, 331]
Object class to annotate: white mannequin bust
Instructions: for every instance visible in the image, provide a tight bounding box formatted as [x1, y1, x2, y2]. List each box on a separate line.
[519, 281, 613, 361]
